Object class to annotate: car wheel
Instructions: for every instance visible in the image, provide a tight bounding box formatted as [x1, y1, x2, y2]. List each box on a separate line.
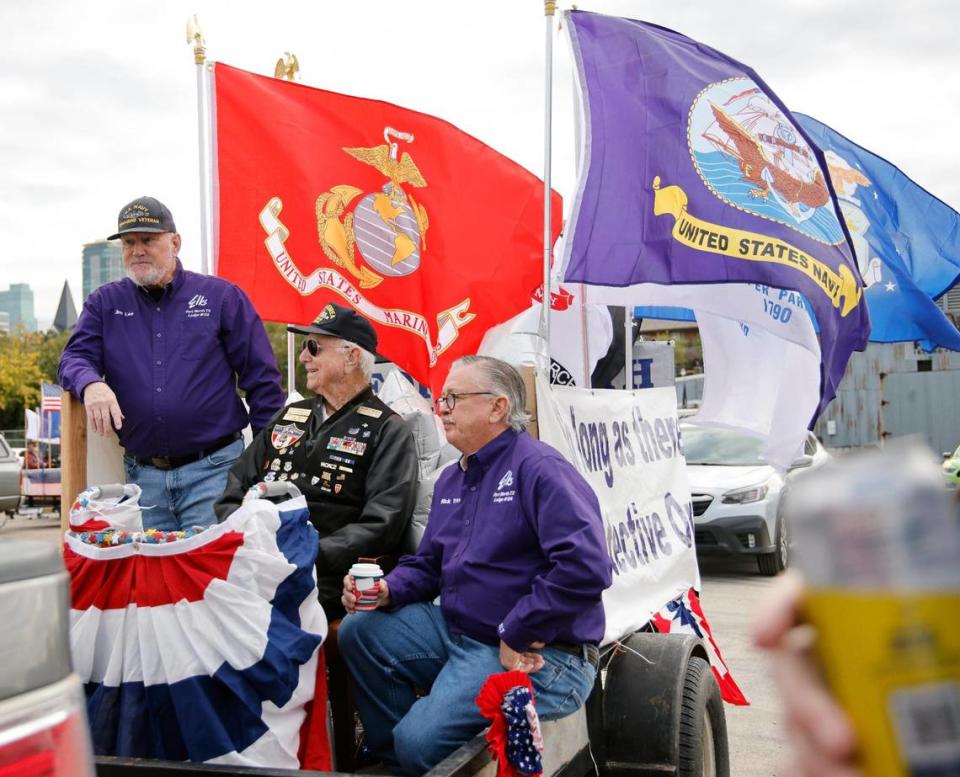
[677, 656, 730, 777]
[757, 513, 788, 576]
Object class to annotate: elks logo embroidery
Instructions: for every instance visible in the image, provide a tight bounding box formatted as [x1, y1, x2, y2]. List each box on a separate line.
[257, 127, 476, 365]
[271, 423, 305, 450]
[188, 294, 209, 309]
[497, 470, 514, 491]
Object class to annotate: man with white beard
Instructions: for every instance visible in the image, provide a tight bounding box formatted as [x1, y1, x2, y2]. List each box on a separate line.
[59, 196, 285, 530]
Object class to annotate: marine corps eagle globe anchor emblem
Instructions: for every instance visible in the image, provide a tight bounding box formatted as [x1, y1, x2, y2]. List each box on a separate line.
[315, 127, 430, 289]
[257, 125, 476, 367]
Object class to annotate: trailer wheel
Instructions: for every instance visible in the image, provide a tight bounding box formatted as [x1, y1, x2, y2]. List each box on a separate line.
[589, 632, 730, 777]
[678, 656, 729, 777]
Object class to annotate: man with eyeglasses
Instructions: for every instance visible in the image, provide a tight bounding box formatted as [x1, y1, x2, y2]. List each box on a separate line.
[216, 303, 418, 619]
[338, 355, 612, 775]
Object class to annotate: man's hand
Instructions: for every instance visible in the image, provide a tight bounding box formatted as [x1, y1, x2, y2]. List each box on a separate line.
[83, 382, 124, 437]
[341, 573, 391, 614]
[753, 572, 862, 777]
[499, 640, 545, 674]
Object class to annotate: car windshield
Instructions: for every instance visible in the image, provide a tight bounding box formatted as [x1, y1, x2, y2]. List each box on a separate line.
[681, 426, 767, 466]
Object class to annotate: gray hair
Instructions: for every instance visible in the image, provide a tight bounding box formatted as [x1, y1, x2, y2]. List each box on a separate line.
[453, 355, 531, 431]
[340, 340, 376, 380]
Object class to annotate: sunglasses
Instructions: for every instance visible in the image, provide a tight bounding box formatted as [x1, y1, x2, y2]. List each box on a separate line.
[301, 339, 352, 357]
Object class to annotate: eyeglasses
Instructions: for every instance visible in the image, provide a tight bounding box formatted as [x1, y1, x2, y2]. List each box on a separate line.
[301, 339, 352, 357]
[435, 391, 496, 412]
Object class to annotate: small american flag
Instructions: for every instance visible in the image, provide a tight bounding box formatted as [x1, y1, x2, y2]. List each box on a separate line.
[41, 383, 62, 412]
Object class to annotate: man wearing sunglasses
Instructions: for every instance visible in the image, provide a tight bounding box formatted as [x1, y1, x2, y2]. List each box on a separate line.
[216, 303, 418, 619]
[338, 356, 612, 775]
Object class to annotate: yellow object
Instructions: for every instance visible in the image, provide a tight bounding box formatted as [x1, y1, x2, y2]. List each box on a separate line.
[804, 589, 960, 777]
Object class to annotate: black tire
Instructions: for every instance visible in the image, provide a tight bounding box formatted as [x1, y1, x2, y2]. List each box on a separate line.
[757, 513, 788, 576]
[678, 656, 729, 777]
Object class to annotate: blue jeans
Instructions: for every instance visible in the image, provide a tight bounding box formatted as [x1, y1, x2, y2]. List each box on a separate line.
[338, 602, 596, 775]
[123, 439, 243, 531]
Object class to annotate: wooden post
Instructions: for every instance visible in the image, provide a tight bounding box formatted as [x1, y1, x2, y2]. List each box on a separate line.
[520, 365, 540, 441]
[60, 393, 87, 529]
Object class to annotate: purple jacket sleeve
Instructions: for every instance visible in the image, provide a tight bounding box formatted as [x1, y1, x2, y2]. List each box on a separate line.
[385, 483, 446, 607]
[220, 285, 285, 435]
[57, 290, 108, 399]
[496, 454, 613, 651]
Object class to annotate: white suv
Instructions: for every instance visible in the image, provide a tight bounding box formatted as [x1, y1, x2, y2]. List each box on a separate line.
[683, 426, 829, 575]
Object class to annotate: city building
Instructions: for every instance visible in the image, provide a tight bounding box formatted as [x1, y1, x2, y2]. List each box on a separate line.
[53, 281, 78, 333]
[0, 283, 37, 332]
[0, 311, 9, 335]
[82, 239, 124, 301]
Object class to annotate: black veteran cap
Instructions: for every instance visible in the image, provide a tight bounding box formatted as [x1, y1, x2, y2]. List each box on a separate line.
[108, 196, 177, 240]
[288, 303, 378, 353]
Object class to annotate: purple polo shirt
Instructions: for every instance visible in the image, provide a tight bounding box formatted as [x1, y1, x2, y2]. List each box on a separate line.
[387, 428, 612, 651]
[58, 261, 285, 458]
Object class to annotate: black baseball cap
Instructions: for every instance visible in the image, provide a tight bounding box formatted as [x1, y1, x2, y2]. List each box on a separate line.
[288, 303, 378, 353]
[107, 196, 177, 240]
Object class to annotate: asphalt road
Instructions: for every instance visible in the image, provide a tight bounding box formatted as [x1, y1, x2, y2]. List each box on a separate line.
[699, 556, 790, 777]
[2, 517, 791, 776]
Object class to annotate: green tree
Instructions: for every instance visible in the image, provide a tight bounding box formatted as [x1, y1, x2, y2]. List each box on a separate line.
[264, 322, 306, 396]
[37, 329, 71, 382]
[0, 330, 45, 430]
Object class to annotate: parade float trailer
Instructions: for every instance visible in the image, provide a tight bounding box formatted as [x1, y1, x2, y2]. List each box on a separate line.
[59, 369, 734, 777]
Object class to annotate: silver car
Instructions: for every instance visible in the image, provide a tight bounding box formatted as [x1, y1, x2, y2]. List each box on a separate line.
[683, 425, 830, 575]
[0, 435, 20, 519]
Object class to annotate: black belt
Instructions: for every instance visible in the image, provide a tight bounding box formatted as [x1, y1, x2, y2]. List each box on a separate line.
[135, 432, 240, 471]
[549, 642, 600, 669]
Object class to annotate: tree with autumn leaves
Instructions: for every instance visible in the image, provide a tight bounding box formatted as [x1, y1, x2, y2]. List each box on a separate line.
[0, 328, 71, 431]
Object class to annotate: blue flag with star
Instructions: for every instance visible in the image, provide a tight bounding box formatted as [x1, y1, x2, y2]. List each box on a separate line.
[635, 119, 960, 352]
[795, 115, 960, 351]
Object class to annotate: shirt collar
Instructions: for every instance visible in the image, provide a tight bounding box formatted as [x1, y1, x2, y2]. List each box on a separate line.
[462, 427, 518, 472]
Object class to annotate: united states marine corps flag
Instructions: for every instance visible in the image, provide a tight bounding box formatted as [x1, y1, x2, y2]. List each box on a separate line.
[211, 64, 562, 393]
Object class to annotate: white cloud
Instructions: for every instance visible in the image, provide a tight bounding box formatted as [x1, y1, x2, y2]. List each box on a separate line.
[2, 0, 957, 324]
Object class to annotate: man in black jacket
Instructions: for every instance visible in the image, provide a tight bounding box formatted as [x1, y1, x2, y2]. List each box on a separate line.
[216, 303, 418, 619]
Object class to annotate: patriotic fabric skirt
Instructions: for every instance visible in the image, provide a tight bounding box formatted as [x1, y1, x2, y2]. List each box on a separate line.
[64, 495, 328, 768]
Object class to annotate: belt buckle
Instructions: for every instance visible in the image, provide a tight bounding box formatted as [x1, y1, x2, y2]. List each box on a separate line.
[150, 456, 172, 470]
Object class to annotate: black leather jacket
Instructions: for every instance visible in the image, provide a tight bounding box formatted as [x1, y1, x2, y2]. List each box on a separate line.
[216, 387, 418, 614]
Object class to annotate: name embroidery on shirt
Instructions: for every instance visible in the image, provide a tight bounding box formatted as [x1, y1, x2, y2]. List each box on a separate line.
[114, 309, 134, 317]
[439, 497, 462, 505]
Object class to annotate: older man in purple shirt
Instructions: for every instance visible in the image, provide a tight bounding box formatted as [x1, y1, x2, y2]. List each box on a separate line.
[58, 196, 285, 531]
[338, 355, 612, 775]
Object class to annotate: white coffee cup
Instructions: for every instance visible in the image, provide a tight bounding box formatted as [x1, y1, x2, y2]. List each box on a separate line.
[349, 562, 384, 611]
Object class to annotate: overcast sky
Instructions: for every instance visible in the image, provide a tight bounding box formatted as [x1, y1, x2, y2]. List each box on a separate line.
[2, 0, 957, 326]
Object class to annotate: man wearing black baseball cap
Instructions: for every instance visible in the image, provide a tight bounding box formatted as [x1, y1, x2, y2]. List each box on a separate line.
[216, 302, 418, 619]
[59, 196, 286, 531]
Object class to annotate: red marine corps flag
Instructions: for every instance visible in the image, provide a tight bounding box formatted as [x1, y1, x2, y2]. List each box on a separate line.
[212, 64, 562, 393]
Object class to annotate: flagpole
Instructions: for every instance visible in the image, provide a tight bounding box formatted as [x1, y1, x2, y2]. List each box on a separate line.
[187, 16, 211, 276]
[273, 52, 301, 397]
[541, 1, 556, 363]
